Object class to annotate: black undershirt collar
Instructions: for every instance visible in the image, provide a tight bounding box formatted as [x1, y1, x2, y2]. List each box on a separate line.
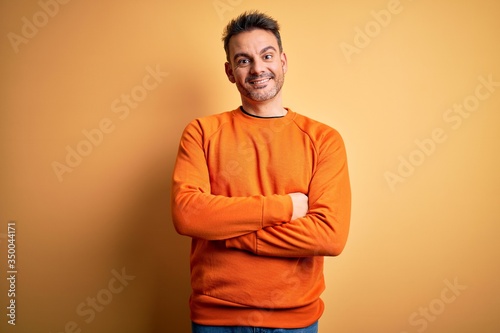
[240, 106, 285, 119]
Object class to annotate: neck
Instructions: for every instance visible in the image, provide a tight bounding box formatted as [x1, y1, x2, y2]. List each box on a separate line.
[240, 96, 287, 118]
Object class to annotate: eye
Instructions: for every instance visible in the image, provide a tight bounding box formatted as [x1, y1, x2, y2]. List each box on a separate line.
[264, 54, 273, 60]
[237, 58, 251, 66]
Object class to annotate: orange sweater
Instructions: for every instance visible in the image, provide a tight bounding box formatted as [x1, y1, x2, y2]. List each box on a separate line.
[171, 107, 351, 328]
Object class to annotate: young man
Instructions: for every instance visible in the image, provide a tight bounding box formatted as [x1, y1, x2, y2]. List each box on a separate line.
[171, 11, 351, 333]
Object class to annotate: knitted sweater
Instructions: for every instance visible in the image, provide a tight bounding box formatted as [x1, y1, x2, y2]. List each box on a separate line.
[171, 107, 351, 328]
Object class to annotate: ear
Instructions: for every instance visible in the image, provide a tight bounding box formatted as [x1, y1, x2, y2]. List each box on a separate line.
[225, 62, 236, 83]
[281, 52, 288, 74]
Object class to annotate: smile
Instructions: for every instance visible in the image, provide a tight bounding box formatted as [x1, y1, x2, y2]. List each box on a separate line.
[249, 78, 271, 85]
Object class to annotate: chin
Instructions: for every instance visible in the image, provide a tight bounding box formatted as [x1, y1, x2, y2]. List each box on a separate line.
[248, 91, 277, 102]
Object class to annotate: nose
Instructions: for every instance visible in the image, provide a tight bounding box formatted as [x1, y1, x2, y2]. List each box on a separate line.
[249, 58, 265, 75]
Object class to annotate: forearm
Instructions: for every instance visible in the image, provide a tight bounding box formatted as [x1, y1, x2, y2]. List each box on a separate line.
[225, 207, 350, 257]
[172, 185, 292, 240]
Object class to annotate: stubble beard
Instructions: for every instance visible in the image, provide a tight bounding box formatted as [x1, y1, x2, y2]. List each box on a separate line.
[238, 72, 285, 102]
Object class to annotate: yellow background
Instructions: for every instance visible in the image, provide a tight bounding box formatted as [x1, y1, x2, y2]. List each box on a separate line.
[1, 0, 499, 332]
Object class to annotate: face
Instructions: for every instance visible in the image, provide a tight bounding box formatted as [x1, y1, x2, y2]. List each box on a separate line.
[225, 29, 287, 103]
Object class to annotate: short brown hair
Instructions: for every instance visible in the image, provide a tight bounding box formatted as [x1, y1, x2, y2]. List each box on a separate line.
[222, 11, 283, 61]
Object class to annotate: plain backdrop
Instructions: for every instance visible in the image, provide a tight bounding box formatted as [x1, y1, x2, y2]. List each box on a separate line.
[1, 0, 499, 332]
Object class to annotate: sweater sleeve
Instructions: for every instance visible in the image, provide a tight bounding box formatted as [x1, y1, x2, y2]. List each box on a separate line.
[225, 129, 351, 257]
[171, 120, 293, 241]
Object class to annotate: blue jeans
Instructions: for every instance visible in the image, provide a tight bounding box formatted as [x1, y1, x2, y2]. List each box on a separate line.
[192, 321, 318, 333]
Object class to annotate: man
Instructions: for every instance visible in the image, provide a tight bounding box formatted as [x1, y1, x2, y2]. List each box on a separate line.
[171, 11, 351, 333]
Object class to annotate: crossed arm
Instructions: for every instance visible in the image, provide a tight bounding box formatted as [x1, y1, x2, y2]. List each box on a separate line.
[171, 122, 351, 257]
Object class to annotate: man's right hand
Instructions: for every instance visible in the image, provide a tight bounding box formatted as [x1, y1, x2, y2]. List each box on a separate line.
[288, 192, 309, 221]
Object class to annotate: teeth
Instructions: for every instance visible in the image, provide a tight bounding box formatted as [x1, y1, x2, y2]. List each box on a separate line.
[251, 78, 270, 85]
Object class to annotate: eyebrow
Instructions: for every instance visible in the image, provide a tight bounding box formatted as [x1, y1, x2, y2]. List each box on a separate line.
[233, 46, 278, 62]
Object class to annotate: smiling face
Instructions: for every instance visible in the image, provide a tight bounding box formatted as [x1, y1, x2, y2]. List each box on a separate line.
[225, 29, 287, 103]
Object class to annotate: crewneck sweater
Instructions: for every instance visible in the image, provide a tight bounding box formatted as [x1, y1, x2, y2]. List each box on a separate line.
[171, 107, 351, 328]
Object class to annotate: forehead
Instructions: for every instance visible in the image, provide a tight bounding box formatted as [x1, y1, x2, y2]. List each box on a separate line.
[228, 29, 279, 56]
